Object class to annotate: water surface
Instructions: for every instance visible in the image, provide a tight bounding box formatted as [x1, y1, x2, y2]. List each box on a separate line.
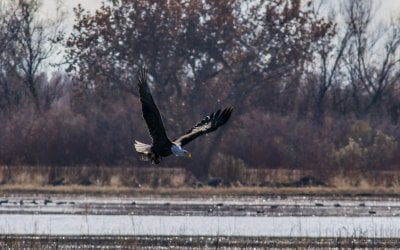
[1, 214, 399, 238]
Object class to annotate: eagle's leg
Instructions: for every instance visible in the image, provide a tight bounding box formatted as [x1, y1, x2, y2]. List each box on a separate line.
[151, 155, 161, 164]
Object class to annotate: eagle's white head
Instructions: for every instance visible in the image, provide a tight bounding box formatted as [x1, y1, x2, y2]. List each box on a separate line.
[171, 144, 192, 158]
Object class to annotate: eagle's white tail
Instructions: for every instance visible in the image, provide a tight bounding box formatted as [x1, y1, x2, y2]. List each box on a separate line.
[134, 140, 152, 161]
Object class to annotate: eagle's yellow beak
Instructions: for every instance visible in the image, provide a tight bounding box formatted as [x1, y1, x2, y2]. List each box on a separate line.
[186, 152, 192, 158]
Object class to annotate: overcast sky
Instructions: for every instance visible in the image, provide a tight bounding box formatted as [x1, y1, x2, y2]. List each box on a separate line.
[42, 0, 400, 22]
[37, 1, 400, 41]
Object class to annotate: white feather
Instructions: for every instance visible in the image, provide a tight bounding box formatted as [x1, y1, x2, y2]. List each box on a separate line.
[134, 140, 151, 153]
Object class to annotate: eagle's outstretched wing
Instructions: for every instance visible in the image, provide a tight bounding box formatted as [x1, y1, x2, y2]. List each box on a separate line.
[173, 107, 233, 147]
[137, 68, 170, 145]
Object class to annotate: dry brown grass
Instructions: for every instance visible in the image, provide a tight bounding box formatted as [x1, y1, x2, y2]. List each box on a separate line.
[1, 165, 400, 196]
[243, 168, 311, 185]
[0, 165, 192, 188]
[2, 183, 400, 197]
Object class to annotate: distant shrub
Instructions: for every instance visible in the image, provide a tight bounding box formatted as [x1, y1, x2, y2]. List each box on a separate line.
[209, 153, 247, 183]
[368, 130, 397, 167]
[333, 121, 397, 172]
[333, 137, 366, 171]
[349, 120, 374, 146]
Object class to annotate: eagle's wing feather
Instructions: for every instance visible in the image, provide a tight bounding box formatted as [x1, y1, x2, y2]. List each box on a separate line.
[173, 107, 233, 147]
[137, 68, 170, 145]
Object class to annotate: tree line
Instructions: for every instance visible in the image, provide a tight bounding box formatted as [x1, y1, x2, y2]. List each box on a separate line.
[0, 0, 399, 180]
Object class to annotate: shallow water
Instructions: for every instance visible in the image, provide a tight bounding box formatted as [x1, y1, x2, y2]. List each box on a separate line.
[2, 195, 400, 216]
[1, 214, 400, 237]
[2, 195, 400, 238]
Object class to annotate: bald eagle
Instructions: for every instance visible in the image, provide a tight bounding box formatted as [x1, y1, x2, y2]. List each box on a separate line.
[134, 68, 233, 164]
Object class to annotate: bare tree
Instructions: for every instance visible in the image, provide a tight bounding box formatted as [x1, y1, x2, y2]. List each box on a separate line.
[16, 0, 65, 111]
[0, 2, 21, 111]
[0, 0, 65, 112]
[301, 0, 352, 121]
[345, 0, 400, 116]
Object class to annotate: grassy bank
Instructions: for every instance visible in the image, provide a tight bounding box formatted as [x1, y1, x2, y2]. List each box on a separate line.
[1, 165, 400, 196]
[3, 184, 400, 198]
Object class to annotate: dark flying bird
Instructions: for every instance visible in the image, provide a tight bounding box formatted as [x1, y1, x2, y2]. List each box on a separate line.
[134, 68, 233, 164]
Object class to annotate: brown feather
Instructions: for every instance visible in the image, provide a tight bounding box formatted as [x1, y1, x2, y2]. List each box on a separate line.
[137, 68, 171, 147]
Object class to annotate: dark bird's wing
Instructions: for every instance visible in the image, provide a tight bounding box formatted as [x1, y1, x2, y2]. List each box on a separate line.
[137, 68, 170, 145]
[173, 107, 233, 147]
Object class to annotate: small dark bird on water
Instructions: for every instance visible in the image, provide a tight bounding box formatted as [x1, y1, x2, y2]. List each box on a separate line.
[134, 68, 233, 164]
